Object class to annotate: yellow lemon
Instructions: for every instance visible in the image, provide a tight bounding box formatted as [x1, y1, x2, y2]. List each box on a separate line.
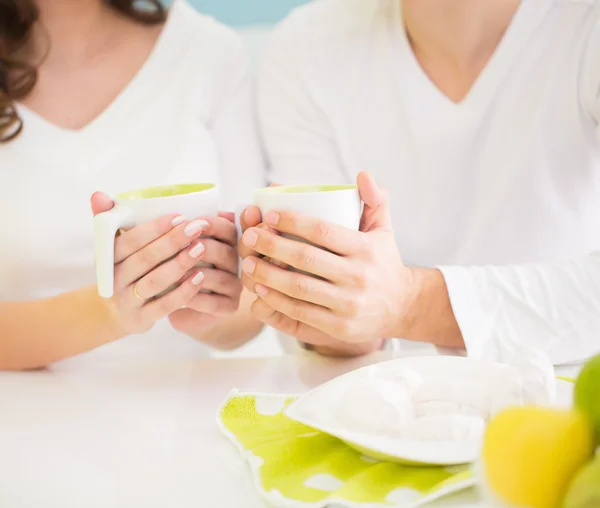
[574, 354, 600, 443]
[562, 454, 600, 508]
[482, 406, 595, 508]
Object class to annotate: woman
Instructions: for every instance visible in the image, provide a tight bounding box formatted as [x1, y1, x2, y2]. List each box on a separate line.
[240, 0, 600, 364]
[0, 0, 265, 369]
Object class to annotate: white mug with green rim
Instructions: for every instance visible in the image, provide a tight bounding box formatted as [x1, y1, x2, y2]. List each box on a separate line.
[254, 184, 362, 233]
[94, 183, 218, 298]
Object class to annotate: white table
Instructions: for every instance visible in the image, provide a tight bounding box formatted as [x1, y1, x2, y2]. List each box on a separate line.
[0, 352, 579, 508]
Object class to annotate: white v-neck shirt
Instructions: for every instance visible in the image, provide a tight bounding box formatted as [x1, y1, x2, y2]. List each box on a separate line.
[259, 0, 600, 364]
[0, 0, 265, 364]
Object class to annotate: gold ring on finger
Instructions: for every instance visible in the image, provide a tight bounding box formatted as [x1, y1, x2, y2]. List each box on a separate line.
[132, 282, 147, 302]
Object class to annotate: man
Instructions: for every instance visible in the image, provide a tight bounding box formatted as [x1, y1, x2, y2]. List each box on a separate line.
[240, 0, 600, 364]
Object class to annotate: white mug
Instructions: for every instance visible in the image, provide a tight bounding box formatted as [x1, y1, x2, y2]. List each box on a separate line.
[254, 184, 362, 237]
[255, 184, 362, 277]
[94, 183, 218, 298]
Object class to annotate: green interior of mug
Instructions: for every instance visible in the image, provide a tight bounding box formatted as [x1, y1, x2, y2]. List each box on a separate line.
[256, 184, 357, 194]
[116, 183, 215, 200]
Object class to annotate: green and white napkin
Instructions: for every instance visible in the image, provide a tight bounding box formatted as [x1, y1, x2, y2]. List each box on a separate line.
[217, 391, 475, 507]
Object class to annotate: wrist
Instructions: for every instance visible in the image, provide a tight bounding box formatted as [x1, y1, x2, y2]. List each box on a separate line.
[386, 266, 421, 339]
[86, 286, 128, 341]
[391, 268, 464, 348]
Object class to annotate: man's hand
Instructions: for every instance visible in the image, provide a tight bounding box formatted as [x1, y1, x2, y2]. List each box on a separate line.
[239, 172, 416, 348]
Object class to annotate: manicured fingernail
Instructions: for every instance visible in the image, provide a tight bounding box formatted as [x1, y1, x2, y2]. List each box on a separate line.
[192, 272, 205, 285]
[172, 216, 186, 226]
[265, 211, 279, 225]
[255, 284, 269, 297]
[243, 229, 258, 247]
[189, 242, 205, 259]
[242, 257, 256, 275]
[185, 219, 208, 237]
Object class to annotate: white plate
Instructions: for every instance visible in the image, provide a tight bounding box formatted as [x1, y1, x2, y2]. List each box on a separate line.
[285, 356, 572, 466]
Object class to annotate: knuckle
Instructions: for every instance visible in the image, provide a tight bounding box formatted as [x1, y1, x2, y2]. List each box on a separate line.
[342, 297, 361, 318]
[350, 269, 368, 289]
[139, 247, 158, 271]
[166, 231, 184, 254]
[315, 221, 332, 241]
[263, 234, 277, 257]
[216, 271, 230, 289]
[175, 251, 192, 272]
[291, 276, 309, 299]
[293, 246, 316, 269]
[216, 296, 236, 315]
[275, 314, 296, 335]
[291, 304, 308, 322]
[144, 275, 159, 296]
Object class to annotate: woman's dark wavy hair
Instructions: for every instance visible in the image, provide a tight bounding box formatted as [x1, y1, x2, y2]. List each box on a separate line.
[0, 0, 166, 142]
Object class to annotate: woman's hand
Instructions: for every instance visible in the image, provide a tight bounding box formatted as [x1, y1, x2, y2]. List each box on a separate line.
[167, 212, 244, 336]
[91, 194, 242, 337]
[239, 173, 415, 348]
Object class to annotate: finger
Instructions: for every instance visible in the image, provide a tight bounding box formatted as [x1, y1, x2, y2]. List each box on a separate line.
[199, 238, 238, 273]
[198, 216, 237, 246]
[252, 283, 342, 339]
[185, 292, 239, 316]
[141, 270, 205, 321]
[241, 206, 262, 233]
[114, 214, 191, 264]
[196, 268, 242, 298]
[241, 255, 344, 311]
[357, 171, 393, 232]
[238, 222, 276, 260]
[312, 340, 384, 357]
[261, 210, 366, 256]
[124, 240, 206, 299]
[117, 220, 207, 287]
[250, 298, 333, 346]
[219, 211, 235, 224]
[90, 192, 114, 216]
[168, 308, 218, 334]
[241, 228, 351, 281]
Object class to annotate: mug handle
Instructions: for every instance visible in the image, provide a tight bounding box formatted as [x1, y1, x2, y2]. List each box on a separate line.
[94, 205, 135, 298]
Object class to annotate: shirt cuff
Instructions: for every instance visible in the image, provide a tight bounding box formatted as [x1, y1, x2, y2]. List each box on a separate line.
[437, 265, 493, 361]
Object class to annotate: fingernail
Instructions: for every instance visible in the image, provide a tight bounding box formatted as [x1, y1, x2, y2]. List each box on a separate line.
[243, 229, 258, 247]
[255, 284, 269, 297]
[185, 219, 208, 237]
[265, 211, 279, 225]
[242, 257, 256, 275]
[189, 242, 205, 259]
[172, 216, 186, 226]
[192, 272, 205, 285]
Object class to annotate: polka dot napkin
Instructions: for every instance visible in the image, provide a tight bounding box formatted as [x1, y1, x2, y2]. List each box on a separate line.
[217, 391, 475, 507]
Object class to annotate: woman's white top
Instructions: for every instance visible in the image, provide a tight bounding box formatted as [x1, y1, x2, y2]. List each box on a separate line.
[0, 0, 265, 364]
[258, 0, 600, 364]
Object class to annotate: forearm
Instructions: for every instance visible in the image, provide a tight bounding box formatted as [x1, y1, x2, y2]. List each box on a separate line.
[0, 286, 123, 370]
[395, 268, 465, 348]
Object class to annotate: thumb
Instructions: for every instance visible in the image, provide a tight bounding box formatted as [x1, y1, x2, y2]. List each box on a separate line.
[357, 171, 393, 232]
[90, 192, 114, 217]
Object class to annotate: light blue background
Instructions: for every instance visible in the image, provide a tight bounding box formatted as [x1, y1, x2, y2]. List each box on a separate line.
[185, 0, 308, 26]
